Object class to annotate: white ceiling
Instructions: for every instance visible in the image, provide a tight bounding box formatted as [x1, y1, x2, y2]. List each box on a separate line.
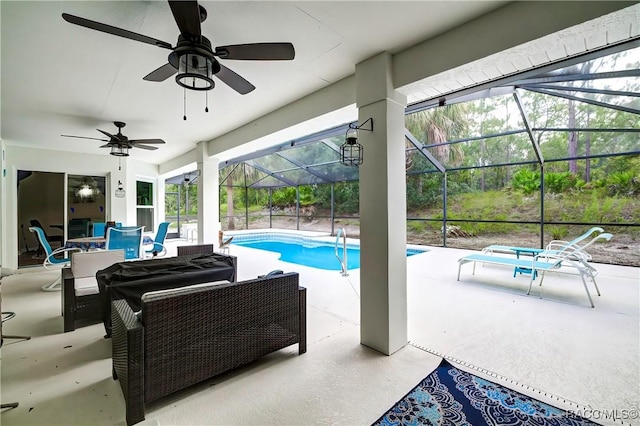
[1, 1, 506, 165]
[1, 1, 638, 167]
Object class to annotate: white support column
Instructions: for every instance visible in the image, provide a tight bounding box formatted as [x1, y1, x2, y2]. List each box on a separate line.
[356, 53, 408, 355]
[196, 142, 220, 245]
[156, 176, 166, 225]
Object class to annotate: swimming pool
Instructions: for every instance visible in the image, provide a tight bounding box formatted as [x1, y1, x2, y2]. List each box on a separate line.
[231, 233, 426, 271]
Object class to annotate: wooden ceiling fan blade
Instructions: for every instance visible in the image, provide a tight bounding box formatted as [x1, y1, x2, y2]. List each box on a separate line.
[215, 64, 255, 95]
[97, 129, 116, 139]
[62, 13, 172, 49]
[130, 139, 166, 145]
[214, 43, 295, 60]
[134, 144, 159, 151]
[143, 63, 177, 82]
[61, 134, 109, 142]
[168, 1, 202, 39]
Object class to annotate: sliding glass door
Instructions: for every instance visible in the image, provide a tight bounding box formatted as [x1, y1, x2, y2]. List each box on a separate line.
[67, 175, 107, 238]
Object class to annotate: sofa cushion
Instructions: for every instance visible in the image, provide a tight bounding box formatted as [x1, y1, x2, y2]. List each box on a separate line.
[74, 276, 100, 297]
[71, 249, 126, 278]
[140, 280, 230, 303]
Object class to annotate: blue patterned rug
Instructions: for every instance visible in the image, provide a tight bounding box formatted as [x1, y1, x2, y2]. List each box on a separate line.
[373, 359, 599, 425]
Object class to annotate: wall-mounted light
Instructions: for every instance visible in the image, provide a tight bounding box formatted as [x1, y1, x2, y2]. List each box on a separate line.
[115, 180, 125, 198]
[340, 118, 373, 167]
[183, 170, 201, 185]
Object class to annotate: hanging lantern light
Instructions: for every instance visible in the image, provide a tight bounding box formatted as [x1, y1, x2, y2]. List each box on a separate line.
[339, 118, 373, 167]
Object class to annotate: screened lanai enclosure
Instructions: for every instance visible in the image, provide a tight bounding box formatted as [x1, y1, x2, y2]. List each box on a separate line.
[176, 41, 640, 267]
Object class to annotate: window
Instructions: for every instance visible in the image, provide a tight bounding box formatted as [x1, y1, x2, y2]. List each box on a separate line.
[136, 181, 153, 206]
[136, 180, 154, 232]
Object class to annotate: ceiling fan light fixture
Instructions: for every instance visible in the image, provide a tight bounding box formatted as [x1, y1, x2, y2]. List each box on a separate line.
[110, 145, 129, 157]
[176, 52, 215, 91]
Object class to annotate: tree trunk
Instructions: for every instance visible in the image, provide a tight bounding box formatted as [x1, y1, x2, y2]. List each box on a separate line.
[226, 179, 235, 230]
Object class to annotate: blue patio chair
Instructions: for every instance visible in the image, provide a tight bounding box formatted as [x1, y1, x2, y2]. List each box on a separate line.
[106, 226, 144, 260]
[93, 222, 122, 237]
[145, 222, 170, 257]
[29, 219, 63, 256]
[29, 226, 82, 291]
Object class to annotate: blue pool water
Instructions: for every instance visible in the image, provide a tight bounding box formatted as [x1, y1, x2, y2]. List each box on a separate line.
[232, 238, 425, 271]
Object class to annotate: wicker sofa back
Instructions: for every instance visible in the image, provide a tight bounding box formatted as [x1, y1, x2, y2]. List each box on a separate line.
[111, 272, 306, 426]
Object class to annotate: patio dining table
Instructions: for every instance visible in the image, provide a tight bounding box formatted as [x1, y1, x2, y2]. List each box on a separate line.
[65, 235, 153, 251]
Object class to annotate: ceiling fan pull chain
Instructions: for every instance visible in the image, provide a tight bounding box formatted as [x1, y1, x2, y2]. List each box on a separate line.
[205, 92, 209, 113]
[183, 87, 187, 121]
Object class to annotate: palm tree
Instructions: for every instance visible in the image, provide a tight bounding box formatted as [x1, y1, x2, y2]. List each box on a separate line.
[220, 164, 242, 230]
[405, 104, 469, 167]
[220, 163, 262, 230]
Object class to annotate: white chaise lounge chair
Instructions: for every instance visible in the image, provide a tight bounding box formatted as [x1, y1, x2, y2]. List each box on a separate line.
[457, 233, 613, 308]
[482, 226, 604, 260]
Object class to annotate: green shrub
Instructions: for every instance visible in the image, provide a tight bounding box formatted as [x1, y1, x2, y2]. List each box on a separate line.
[548, 226, 569, 240]
[581, 193, 625, 223]
[271, 186, 316, 207]
[271, 187, 296, 206]
[545, 172, 572, 194]
[605, 172, 640, 197]
[512, 169, 540, 195]
[547, 171, 585, 193]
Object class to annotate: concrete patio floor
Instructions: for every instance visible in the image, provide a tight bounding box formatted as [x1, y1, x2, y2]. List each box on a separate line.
[1, 236, 638, 425]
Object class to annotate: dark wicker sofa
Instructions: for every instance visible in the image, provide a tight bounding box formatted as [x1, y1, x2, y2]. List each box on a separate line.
[97, 253, 237, 337]
[111, 272, 306, 425]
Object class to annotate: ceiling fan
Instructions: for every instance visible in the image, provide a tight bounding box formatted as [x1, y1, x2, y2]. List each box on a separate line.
[61, 121, 165, 157]
[61, 1, 295, 95]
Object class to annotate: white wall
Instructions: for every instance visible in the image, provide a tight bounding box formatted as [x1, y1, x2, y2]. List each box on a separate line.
[0, 139, 7, 272]
[1, 146, 159, 269]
